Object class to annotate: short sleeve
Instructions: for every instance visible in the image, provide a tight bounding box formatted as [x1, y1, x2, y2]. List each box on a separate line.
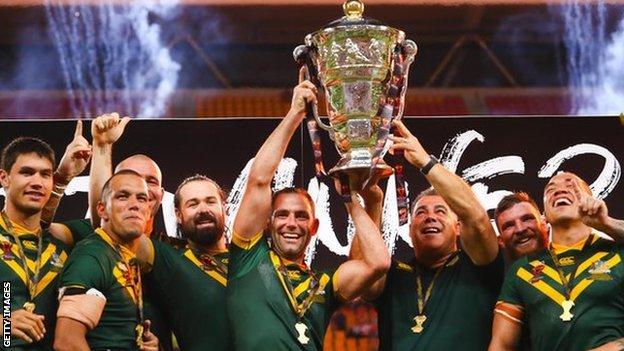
[61, 218, 94, 244]
[228, 231, 269, 280]
[59, 244, 107, 291]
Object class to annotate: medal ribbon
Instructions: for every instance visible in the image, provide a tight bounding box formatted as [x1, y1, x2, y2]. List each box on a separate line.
[1, 211, 43, 307]
[547, 233, 594, 301]
[414, 251, 459, 317]
[269, 251, 323, 319]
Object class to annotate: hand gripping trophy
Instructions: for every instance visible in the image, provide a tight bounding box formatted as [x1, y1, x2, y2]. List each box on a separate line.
[294, 0, 417, 186]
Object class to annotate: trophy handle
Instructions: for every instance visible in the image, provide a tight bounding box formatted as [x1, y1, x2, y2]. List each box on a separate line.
[293, 45, 335, 133]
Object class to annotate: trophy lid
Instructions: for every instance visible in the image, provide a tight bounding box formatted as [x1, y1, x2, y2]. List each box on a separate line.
[324, 0, 387, 28]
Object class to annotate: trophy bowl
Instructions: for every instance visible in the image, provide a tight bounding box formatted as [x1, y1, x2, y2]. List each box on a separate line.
[295, 0, 417, 180]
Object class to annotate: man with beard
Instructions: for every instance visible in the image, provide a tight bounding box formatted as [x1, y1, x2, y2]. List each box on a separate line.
[495, 192, 550, 265]
[87, 113, 172, 350]
[358, 120, 503, 351]
[133, 174, 231, 351]
[227, 76, 391, 351]
[489, 172, 624, 351]
[54, 170, 159, 351]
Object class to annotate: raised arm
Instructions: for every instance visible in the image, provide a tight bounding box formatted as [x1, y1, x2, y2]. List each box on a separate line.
[45, 121, 92, 244]
[88, 113, 130, 227]
[347, 179, 388, 301]
[334, 187, 391, 301]
[232, 75, 316, 240]
[390, 120, 498, 265]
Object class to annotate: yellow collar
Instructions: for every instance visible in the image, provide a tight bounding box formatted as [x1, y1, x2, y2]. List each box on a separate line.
[95, 228, 136, 262]
[552, 234, 597, 255]
[0, 214, 41, 237]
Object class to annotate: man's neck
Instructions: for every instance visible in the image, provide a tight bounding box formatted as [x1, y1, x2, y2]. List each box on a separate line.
[414, 248, 457, 269]
[103, 226, 140, 253]
[551, 220, 592, 247]
[4, 204, 41, 234]
[188, 236, 227, 254]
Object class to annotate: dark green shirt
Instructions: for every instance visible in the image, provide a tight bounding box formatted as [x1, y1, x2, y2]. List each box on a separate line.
[59, 228, 142, 351]
[227, 233, 338, 351]
[498, 235, 624, 351]
[375, 250, 504, 351]
[147, 239, 231, 351]
[0, 218, 70, 351]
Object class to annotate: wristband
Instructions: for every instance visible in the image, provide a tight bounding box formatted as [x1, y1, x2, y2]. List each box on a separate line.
[420, 155, 439, 175]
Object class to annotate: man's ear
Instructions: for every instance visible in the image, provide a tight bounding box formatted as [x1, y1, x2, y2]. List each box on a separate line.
[0, 169, 9, 189]
[97, 202, 108, 222]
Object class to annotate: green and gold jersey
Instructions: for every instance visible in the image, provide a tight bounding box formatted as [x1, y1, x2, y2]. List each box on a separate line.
[59, 228, 142, 351]
[498, 235, 624, 351]
[374, 250, 504, 351]
[0, 217, 70, 351]
[147, 238, 231, 351]
[227, 232, 339, 351]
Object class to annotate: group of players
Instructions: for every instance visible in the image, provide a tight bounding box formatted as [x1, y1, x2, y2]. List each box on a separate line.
[2, 77, 624, 351]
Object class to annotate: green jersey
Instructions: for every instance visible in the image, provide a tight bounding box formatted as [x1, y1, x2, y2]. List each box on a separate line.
[59, 228, 142, 351]
[227, 233, 339, 351]
[147, 239, 231, 351]
[0, 217, 70, 351]
[375, 250, 504, 351]
[498, 234, 624, 351]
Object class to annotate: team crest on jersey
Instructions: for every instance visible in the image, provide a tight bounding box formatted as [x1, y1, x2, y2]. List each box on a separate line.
[49, 252, 64, 272]
[530, 262, 545, 283]
[288, 270, 302, 281]
[1, 240, 14, 260]
[588, 260, 612, 281]
[396, 262, 413, 272]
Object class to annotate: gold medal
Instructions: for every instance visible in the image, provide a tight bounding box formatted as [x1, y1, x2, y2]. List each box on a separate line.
[411, 314, 427, 333]
[560, 299, 574, 322]
[295, 322, 310, 345]
[23, 301, 35, 313]
[135, 323, 144, 347]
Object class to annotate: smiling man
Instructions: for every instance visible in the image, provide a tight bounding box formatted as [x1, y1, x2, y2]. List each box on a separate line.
[357, 120, 503, 351]
[227, 76, 390, 350]
[54, 171, 158, 351]
[490, 172, 624, 351]
[135, 174, 232, 351]
[495, 192, 549, 264]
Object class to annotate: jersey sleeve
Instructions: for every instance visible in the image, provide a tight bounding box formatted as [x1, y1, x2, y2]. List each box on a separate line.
[497, 259, 526, 307]
[61, 218, 94, 245]
[228, 231, 269, 279]
[59, 243, 107, 291]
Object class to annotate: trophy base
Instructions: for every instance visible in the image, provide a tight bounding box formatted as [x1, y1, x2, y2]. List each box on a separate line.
[327, 158, 394, 181]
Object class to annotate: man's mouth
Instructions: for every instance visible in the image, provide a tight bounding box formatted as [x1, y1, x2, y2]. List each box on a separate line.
[24, 191, 45, 200]
[421, 226, 441, 235]
[552, 196, 573, 208]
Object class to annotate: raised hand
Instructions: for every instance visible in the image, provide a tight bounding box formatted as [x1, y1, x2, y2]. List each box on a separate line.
[290, 67, 318, 116]
[388, 119, 430, 169]
[571, 178, 609, 229]
[91, 112, 131, 147]
[56, 120, 92, 183]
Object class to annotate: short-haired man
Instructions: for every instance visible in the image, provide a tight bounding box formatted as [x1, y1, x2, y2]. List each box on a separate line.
[490, 172, 624, 351]
[228, 76, 391, 350]
[360, 120, 503, 350]
[0, 128, 91, 350]
[136, 174, 231, 350]
[87, 113, 172, 350]
[495, 192, 549, 263]
[54, 170, 158, 351]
